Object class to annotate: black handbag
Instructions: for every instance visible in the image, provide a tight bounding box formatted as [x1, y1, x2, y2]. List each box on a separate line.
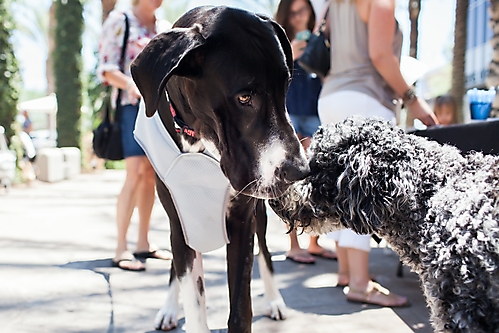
[92, 14, 129, 161]
[92, 89, 124, 160]
[298, 5, 330, 78]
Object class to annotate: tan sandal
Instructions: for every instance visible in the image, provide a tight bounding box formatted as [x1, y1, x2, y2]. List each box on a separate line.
[336, 274, 378, 288]
[345, 281, 410, 307]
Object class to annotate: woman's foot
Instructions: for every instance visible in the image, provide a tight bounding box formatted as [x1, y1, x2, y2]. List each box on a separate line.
[134, 244, 172, 260]
[112, 251, 146, 271]
[336, 273, 378, 287]
[134, 249, 172, 260]
[308, 248, 337, 260]
[307, 244, 337, 260]
[337, 273, 350, 287]
[286, 249, 316, 264]
[345, 281, 410, 307]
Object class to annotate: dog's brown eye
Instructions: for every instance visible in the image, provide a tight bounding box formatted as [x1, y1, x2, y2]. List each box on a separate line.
[238, 95, 252, 105]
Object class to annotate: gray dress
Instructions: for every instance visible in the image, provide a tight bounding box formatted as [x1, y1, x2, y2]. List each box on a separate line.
[320, 1, 403, 113]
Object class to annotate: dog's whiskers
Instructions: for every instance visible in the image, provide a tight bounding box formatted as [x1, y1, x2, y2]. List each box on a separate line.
[232, 179, 259, 199]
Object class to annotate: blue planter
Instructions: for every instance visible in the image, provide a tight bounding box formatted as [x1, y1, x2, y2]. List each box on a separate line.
[470, 102, 491, 120]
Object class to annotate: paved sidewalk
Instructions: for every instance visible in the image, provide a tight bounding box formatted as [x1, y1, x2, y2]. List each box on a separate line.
[0, 170, 432, 333]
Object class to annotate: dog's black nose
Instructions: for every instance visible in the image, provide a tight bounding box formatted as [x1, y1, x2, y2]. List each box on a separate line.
[276, 161, 310, 183]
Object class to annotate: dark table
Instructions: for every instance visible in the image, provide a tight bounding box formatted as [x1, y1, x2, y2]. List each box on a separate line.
[410, 119, 499, 155]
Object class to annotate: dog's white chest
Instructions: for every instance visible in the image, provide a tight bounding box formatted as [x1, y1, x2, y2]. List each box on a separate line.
[134, 101, 230, 253]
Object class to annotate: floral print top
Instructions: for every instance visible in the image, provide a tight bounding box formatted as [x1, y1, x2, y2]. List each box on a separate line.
[98, 9, 171, 106]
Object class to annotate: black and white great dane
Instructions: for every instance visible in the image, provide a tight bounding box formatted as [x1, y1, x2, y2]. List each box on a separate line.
[131, 6, 309, 333]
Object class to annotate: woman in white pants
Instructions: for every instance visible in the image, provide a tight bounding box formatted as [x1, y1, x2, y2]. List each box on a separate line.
[319, 0, 438, 306]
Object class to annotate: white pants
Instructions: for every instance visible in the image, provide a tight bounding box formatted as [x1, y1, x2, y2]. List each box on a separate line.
[318, 90, 395, 125]
[318, 90, 395, 252]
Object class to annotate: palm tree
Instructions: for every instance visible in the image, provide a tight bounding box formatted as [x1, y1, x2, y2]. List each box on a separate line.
[0, 0, 21, 139]
[408, 0, 421, 58]
[486, 0, 499, 118]
[450, 0, 469, 123]
[53, 0, 84, 148]
[48, 3, 56, 95]
[13, 0, 54, 95]
[405, 0, 421, 128]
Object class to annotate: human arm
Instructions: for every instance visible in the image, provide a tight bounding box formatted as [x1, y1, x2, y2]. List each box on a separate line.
[291, 39, 308, 60]
[97, 11, 141, 104]
[367, 0, 438, 126]
[102, 70, 141, 105]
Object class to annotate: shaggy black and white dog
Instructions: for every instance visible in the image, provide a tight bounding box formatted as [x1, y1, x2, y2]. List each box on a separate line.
[269, 116, 499, 333]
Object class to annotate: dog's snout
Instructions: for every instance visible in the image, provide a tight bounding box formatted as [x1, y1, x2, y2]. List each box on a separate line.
[276, 161, 310, 183]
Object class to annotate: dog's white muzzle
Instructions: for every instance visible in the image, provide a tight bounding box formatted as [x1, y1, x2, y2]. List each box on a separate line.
[134, 101, 230, 253]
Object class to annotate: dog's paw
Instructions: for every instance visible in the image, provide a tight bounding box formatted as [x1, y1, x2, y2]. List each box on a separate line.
[267, 298, 287, 320]
[154, 306, 178, 331]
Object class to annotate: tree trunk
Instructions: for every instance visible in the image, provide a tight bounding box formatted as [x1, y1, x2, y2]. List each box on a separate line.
[405, 0, 421, 128]
[46, 3, 56, 95]
[101, 0, 116, 23]
[0, 0, 21, 139]
[53, 0, 83, 148]
[486, 0, 499, 118]
[450, 0, 469, 123]
[408, 0, 421, 58]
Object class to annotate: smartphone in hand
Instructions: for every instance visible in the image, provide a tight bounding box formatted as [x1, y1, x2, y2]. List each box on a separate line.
[295, 30, 311, 41]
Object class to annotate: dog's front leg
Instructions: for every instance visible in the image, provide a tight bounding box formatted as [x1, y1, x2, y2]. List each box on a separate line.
[155, 178, 209, 333]
[155, 255, 208, 333]
[255, 200, 287, 320]
[226, 197, 257, 333]
[179, 251, 209, 333]
[256, 254, 287, 319]
[155, 266, 180, 331]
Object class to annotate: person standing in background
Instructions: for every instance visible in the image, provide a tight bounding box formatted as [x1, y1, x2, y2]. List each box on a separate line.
[319, 0, 438, 306]
[98, 0, 171, 271]
[433, 94, 457, 126]
[22, 110, 33, 135]
[275, 0, 337, 265]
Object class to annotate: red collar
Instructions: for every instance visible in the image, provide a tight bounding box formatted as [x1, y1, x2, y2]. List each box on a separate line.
[170, 103, 196, 138]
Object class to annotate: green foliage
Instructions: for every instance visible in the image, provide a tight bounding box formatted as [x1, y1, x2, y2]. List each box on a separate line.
[161, 1, 189, 24]
[53, 0, 84, 148]
[104, 159, 126, 170]
[0, 0, 21, 139]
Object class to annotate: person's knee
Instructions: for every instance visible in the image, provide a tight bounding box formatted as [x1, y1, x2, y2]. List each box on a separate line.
[139, 159, 156, 184]
[124, 170, 141, 190]
[124, 158, 144, 186]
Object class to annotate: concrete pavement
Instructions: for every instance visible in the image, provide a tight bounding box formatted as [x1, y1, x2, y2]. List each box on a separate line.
[0, 170, 432, 333]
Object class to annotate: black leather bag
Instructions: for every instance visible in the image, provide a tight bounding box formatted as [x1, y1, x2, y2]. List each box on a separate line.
[92, 91, 124, 161]
[92, 14, 129, 161]
[298, 6, 330, 78]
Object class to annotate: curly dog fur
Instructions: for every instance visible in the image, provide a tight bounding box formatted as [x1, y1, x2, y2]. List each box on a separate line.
[270, 116, 499, 333]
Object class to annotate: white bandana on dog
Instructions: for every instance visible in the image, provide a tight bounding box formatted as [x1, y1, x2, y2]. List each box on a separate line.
[134, 101, 230, 253]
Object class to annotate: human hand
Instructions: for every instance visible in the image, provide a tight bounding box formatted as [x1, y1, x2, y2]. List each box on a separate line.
[407, 97, 439, 127]
[291, 39, 307, 60]
[126, 80, 141, 105]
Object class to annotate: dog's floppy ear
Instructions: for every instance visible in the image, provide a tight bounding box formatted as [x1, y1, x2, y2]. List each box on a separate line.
[270, 21, 294, 73]
[131, 25, 206, 117]
[257, 15, 294, 74]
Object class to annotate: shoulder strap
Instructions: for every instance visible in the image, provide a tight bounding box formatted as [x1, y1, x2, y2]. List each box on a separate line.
[316, 0, 330, 38]
[114, 13, 130, 122]
[119, 14, 130, 71]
